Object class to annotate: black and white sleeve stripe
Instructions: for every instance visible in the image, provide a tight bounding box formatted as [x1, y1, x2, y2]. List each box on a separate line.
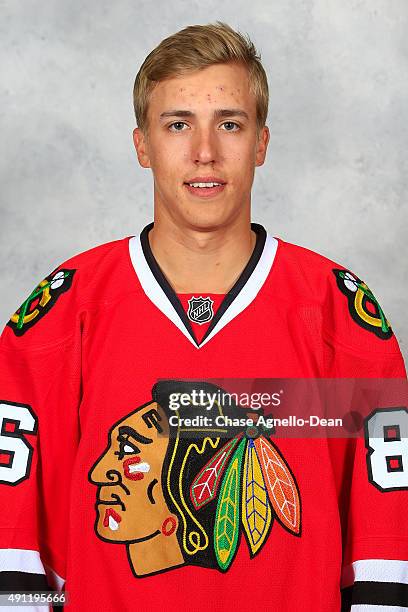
[0, 548, 64, 611]
[341, 559, 408, 611]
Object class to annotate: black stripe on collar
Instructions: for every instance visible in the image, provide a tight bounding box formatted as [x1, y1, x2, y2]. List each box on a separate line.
[140, 222, 198, 346]
[139, 222, 266, 347]
[201, 223, 266, 344]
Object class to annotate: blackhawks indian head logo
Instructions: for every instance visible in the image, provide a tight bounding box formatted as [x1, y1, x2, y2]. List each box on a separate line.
[333, 268, 393, 340]
[88, 380, 301, 578]
[8, 268, 75, 336]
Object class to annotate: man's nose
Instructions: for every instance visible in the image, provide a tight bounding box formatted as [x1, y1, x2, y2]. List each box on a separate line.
[192, 127, 219, 164]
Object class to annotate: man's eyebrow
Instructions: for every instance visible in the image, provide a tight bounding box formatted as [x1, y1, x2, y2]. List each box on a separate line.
[118, 425, 153, 445]
[159, 108, 249, 122]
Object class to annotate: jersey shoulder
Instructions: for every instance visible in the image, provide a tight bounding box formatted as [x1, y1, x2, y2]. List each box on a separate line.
[1, 236, 135, 349]
[274, 238, 403, 357]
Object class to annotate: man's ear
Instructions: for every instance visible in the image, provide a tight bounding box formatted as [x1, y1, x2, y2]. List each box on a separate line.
[255, 125, 270, 167]
[133, 127, 151, 169]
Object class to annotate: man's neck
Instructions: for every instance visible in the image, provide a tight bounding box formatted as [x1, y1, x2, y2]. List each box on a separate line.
[148, 218, 257, 294]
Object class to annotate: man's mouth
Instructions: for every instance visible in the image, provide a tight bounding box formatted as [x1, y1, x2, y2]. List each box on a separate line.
[184, 178, 226, 198]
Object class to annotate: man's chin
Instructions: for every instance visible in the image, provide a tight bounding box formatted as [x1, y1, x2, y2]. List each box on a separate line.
[178, 207, 237, 232]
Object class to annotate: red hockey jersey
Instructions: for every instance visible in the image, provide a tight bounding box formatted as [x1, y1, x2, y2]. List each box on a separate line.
[0, 222, 407, 611]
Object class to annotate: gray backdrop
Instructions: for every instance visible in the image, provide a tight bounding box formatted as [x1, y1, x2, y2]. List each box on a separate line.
[1, 1, 407, 362]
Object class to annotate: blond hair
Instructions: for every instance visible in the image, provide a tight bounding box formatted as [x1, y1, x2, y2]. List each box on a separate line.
[133, 21, 269, 138]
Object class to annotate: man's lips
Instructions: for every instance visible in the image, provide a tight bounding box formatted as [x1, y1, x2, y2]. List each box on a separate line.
[184, 176, 226, 184]
[184, 183, 226, 198]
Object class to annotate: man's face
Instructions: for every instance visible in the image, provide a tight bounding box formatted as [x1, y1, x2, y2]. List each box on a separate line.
[133, 62, 269, 230]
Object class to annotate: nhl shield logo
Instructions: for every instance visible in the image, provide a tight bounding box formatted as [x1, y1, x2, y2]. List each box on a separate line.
[187, 296, 214, 325]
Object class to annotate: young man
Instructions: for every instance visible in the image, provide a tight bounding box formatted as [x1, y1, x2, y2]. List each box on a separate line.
[0, 22, 407, 612]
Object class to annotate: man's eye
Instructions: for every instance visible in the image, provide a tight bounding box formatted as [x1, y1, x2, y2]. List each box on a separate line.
[168, 121, 188, 132]
[221, 121, 240, 131]
[168, 121, 240, 132]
